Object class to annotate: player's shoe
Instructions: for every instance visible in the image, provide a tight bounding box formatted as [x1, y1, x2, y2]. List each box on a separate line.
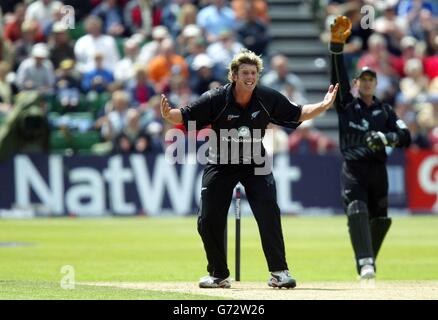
[360, 264, 376, 280]
[198, 275, 231, 288]
[268, 270, 297, 289]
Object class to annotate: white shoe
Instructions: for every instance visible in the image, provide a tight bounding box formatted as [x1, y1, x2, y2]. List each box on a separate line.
[198, 275, 231, 288]
[360, 264, 376, 279]
[268, 270, 297, 289]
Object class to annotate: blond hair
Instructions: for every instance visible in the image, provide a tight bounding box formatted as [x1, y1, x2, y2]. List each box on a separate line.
[228, 49, 263, 83]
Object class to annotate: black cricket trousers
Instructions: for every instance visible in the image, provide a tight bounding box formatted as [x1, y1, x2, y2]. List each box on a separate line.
[341, 160, 389, 218]
[197, 164, 289, 279]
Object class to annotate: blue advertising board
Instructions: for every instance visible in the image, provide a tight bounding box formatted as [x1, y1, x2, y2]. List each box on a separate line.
[0, 151, 406, 216]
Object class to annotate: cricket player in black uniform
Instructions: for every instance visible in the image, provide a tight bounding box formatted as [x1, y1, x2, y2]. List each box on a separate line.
[161, 49, 339, 288]
[329, 17, 411, 279]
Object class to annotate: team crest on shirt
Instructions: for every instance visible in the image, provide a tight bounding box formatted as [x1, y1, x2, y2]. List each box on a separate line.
[372, 110, 382, 117]
[238, 126, 251, 138]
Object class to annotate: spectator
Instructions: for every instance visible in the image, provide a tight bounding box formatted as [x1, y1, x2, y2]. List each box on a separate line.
[3, 3, 28, 43]
[138, 25, 171, 65]
[74, 15, 120, 73]
[55, 59, 82, 110]
[184, 35, 208, 68]
[206, 30, 243, 80]
[288, 120, 337, 155]
[424, 35, 438, 79]
[42, 1, 66, 38]
[189, 53, 222, 96]
[398, 0, 438, 40]
[161, 0, 197, 38]
[260, 54, 306, 97]
[398, 0, 438, 17]
[25, 0, 63, 32]
[429, 77, 438, 93]
[113, 108, 154, 153]
[0, 61, 15, 113]
[394, 92, 414, 121]
[357, 32, 401, 76]
[375, 2, 408, 56]
[114, 38, 140, 83]
[127, 65, 156, 108]
[148, 38, 189, 93]
[196, 0, 237, 43]
[13, 20, 42, 69]
[232, 0, 270, 25]
[123, 0, 144, 35]
[81, 53, 114, 93]
[177, 3, 199, 35]
[400, 58, 429, 101]
[235, 0, 270, 56]
[123, 0, 157, 36]
[429, 126, 438, 151]
[417, 94, 438, 132]
[49, 21, 75, 70]
[97, 89, 132, 141]
[178, 24, 203, 57]
[405, 113, 431, 149]
[0, 34, 15, 68]
[91, 0, 126, 37]
[169, 75, 199, 108]
[15, 43, 55, 95]
[398, 36, 421, 77]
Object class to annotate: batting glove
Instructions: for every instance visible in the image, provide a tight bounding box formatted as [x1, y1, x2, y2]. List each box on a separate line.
[365, 131, 399, 151]
[329, 16, 352, 54]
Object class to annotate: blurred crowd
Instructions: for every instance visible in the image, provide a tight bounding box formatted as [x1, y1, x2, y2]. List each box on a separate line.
[322, 0, 438, 151]
[0, 0, 436, 157]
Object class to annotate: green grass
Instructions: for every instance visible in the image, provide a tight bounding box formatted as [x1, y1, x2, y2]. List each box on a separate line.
[0, 280, 219, 300]
[0, 216, 437, 299]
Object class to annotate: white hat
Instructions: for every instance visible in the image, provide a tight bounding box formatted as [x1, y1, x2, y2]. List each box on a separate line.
[152, 26, 169, 39]
[182, 24, 202, 38]
[400, 36, 417, 50]
[31, 43, 49, 58]
[192, 54, 213, 71]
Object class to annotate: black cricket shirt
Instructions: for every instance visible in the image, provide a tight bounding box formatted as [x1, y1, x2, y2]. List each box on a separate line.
[179, 83, 302, 165]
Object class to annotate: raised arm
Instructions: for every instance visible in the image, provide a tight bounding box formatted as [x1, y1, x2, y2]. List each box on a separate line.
[299, 83, 339, 121]
[329, 16, 354, 109]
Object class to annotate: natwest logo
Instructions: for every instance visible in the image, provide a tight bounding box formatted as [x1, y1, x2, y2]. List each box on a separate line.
[8, 154, 303, 216]
[406, 151, 438, 213]
[418, 156, 438, 211]
[13, 154, 199, 216]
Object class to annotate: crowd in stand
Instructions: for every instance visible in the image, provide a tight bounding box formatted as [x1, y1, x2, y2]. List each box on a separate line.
[0, 0, 436, 156]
